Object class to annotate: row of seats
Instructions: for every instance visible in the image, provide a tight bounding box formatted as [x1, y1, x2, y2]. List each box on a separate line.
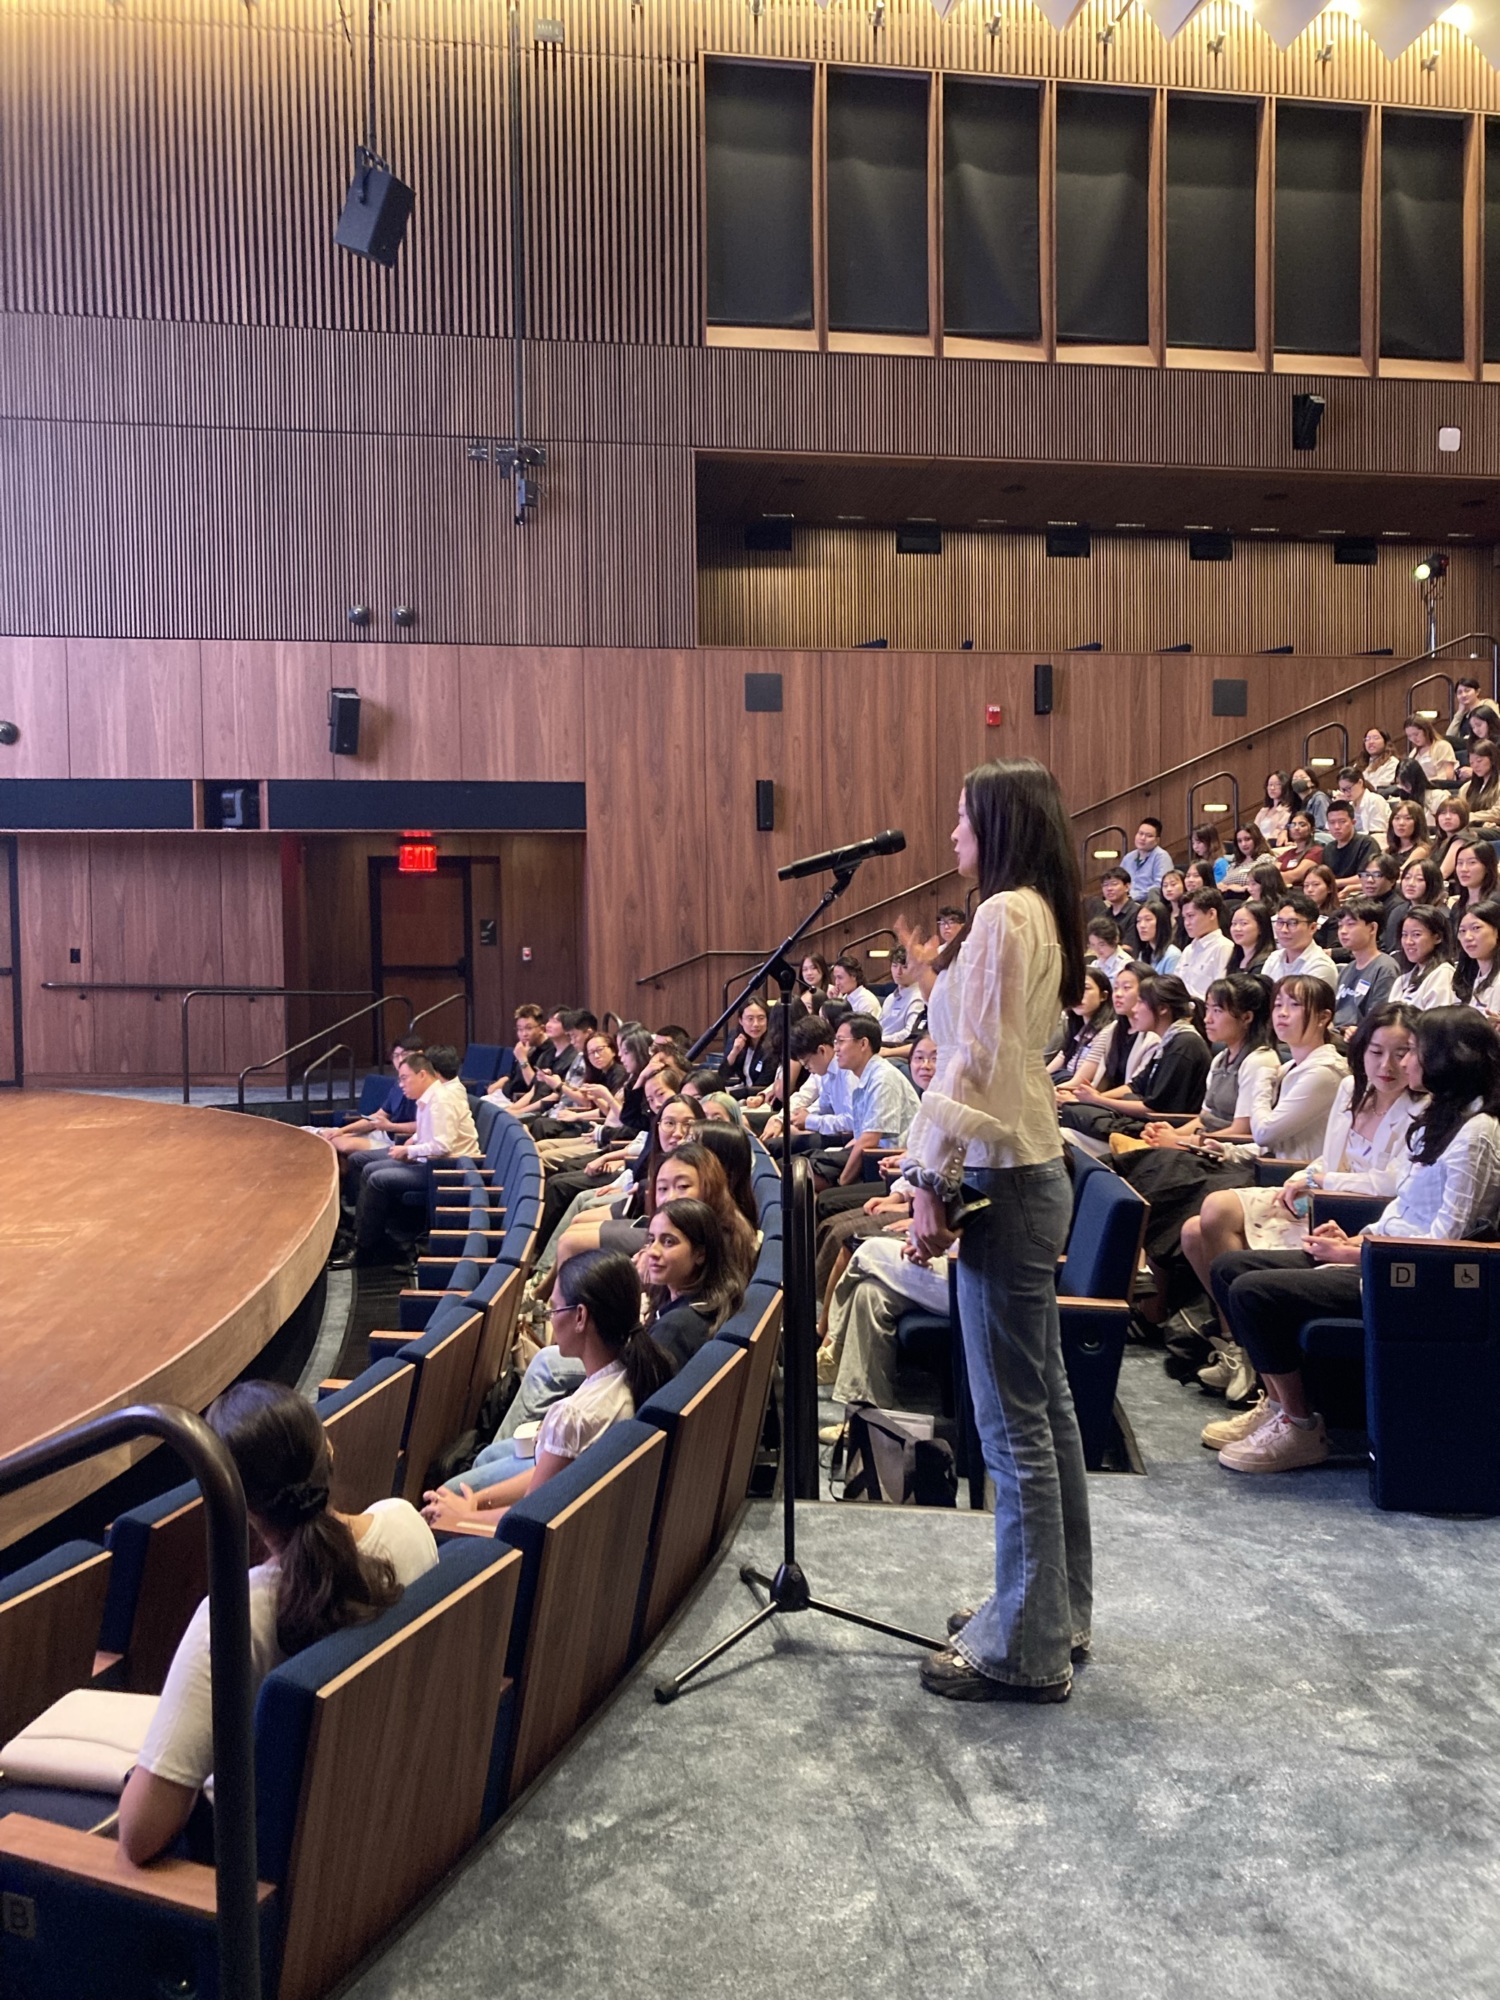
[0, 1138, 787, 1999]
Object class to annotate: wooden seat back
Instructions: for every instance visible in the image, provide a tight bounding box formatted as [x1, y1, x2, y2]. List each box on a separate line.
[635, 1343, 748, 1649]
[716, 1290, 783, 1544]
[0, 1543, 112, 1743]
[461, 1265, 525, 1434]
[395, 1309, 484, 1504]
[324, 1362, 416, 1512]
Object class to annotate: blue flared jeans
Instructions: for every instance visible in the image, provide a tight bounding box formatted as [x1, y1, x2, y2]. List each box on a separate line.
[952, 1159, 1093, 1688]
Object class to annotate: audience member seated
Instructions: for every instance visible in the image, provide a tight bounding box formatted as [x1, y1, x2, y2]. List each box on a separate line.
[689, 1120, 761, 1247]
[1332, 900, 1399, 1040]
[935, 905, 966, 950]
[1453, 694, 1500, 781]
[1085, 914, 1128, 982]
[487, 1005, 549, 1105]
[1275, 811, 1326, 886]
[1059, 972, 1210, 1143]
[1393, 857, 1446, 941]
[529, 1027, 625, 1147]
[1226, 900, 1274, 976]
[1457, 742, 1500, 834]
[1131, 896, 1180, 973]
[314, 1039, 419, 1162]
[1188, 823, 1230, 886]
[542, 1088, 696, 1260]
[1403, 716, 1458, 793]
[638, 1196, 748, 1367]
[1320, 800, 1380, 893]
[761, 1015, 837, 1149]
[1159, 869, 1189, 945]
[1178, 887, 1235, 998]
[813, 1033, 938, 1307]
[1048, 971, 1114, 1087]
[536, 1071, 691, 1255]
[1056, 962, 1145, 1106]
[1203, 1007, 1500, 1473]
[1302, 863, 1344, 951]
[1119, 816, 1174, 898]
[1359, 727, 1400, 789]
[877, 948, 927, 1057]
[718, 996, 780, 1098]
[1449, 834, 1500, 920]
[1350, 855, 1403, 954]
[1254, 772, 1294, 846]
[1390, 902, 1457, 1010]
[1337, 764, 1391, 838]
[422, 1250, 673, 1530]
[334, 1051, 480, 1268]
[828, 953, 882, 1018]
[1220, 824, 1270, 900]
[1446, 675, 1486, 764]
[1094, 868, 1142, 950]
[1246, 858, 1288, 912]
[1130, 974, 1281, 1153]
[1291, 765, 1331, 831]
[810, 1012, 921, 1200]
[821, 1227, 951, 1429]
[1431, 796, 1474, 879]
[1384, 798, 1430, 867]
[1454, 900, 1500, 1022]
[496, 1007, 577, 1116]
[117, 1381, 436, 1863]
[796, 953, 830, 1014]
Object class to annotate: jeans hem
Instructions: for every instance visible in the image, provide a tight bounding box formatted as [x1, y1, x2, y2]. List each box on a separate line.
[952, 1632, 1072, 1689]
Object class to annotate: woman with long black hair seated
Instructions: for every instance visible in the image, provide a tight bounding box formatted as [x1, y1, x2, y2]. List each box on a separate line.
[119, 1383, 437, 1864]
[1392, 903, 1458, 1011]
[719, 995, 779, 1098]
[1204, 1007, 1500, 1473]
[422, 1249, 673, 1531]
[1054, 962, 1147, 1107]
[1132, 896, 1181, 974]
[1059, 973, 1211, 1142]
[1226, 901, 1274, 977]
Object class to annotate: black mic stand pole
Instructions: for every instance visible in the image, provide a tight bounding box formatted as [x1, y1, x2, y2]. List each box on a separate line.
[656, 865, 942, 1703]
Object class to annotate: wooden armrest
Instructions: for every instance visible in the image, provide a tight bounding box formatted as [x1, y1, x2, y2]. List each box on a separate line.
[317, 1377, 352, 1394]
[1055, 1295, 1133, 1314]
[396, 1289, 451, 1307]
[0, 1814, 276, 1915]
[432, 1520, 501, 1539]
[367, 1331, 407, 1357]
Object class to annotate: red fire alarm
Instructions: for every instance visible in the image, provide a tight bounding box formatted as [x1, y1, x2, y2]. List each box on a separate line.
[397, 830, 438, 874]
[986, 704, 1003, 728]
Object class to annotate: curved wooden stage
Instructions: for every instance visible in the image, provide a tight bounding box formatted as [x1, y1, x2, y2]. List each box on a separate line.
[0, 1095, 339, 1549]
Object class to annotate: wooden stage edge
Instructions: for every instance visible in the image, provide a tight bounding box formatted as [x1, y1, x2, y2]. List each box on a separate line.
[0, 1095, 339, 1550]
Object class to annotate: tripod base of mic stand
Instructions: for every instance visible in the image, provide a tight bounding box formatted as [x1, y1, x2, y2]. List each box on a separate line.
[653, 1560, 943, 1704]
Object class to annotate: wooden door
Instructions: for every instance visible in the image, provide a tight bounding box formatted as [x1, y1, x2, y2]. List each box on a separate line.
[369, 858, 473, 1058]
[0, 837, 19, 1085]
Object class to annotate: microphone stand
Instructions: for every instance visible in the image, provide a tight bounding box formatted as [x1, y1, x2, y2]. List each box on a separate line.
[655, 864, 943, 1703]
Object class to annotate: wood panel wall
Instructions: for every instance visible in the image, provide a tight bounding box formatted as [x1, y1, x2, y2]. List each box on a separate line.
[17, 835, 285, 1084]
[700, 528, 1496, 655]
[9, 637, 1472, 1067]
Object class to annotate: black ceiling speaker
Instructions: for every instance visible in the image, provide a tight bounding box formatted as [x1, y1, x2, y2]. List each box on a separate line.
[334, 0, 412, 267]
[1189, 534, 1233, 563]
[336, 155, 414, 267]
[1045, 526, 1091, 559]
[1334, 539, 1378, 567]
[1291, 394, 1326, 451]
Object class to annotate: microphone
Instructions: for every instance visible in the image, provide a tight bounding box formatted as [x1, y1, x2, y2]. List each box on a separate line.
[778, 828, 907, 882]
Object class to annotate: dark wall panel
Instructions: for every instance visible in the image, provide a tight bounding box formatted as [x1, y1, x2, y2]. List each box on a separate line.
[1381, 111, 1465, 361]
[826, 70, 930, 336]
[942, 80, 1041, 341]
[1055, 88, 1150, 346]
[1275, 103, 1363, 356]
[704, 61, 814, 329]
[1167, 95, 1257, 351]
[1488, 119, 1500, 364]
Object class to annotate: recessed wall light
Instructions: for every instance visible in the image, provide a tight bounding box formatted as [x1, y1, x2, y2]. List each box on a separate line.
[1046, 519, 1079, 527]
[1115, 522, 1146, 529]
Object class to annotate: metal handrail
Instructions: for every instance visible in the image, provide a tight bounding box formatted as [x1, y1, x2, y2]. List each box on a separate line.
[238, 995, 411, 1109]
[175, 988, 375, 1104]
[717, 927, 901, 1017]
[302, 1041, 355, 1107]
[636, 869, 962, 986]
[0, 1405, 260, 2000]
[1068, 633, 1499, 825]
[406, 989, 472, 1045]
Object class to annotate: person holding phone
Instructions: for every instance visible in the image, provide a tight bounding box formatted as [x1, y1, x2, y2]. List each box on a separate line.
[894, 758, 1092, 1705]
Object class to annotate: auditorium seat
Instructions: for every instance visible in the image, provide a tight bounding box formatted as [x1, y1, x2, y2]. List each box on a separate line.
[97, 1487, 206, 1695]
[461, 1263, 527, 1432]
[633, 1338, 748, 1648]
[0, 1543, 112, 1744]
[714, 1284, 784, 1543]
[459, 1043, 506, 1089]
[492, 1420, 665, 1804]
[369, 1300, 484, 1504]
[316, 1357, 418, 1508]
[0, 1538, 522, 2000]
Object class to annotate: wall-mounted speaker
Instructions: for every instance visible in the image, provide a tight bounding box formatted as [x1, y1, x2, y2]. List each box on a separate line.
[1291, 393, 1325, 452]
[335, 157, 415, 268]
[755, 779, 776, 832]
[1033, 662, 1054, 716]
[328, 687, 362, 756]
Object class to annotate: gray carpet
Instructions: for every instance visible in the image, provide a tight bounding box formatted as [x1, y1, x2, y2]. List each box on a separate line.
[344, 1350, 1500, 2000]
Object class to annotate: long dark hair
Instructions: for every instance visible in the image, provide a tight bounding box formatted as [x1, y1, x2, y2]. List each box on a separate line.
[554, 1249, 671, 1407]
[1398, 902, 1456, 984]
[1406, 1007, 1500, 1166]
[1205, 972, 1276, 1055]
[1226, 901, 1274, 973]
[941, 759, 1086, 1008]
[645, 1198, 744, 1334]
[688, 1121, 758, 1230]
[1133, 896, 1175, 965]
[1453, 897, 1500, 1005]
[1060, 967, 1113, 1066]
[1347, 1000, 1419, 1118]
[206, 1382, 401, 1659]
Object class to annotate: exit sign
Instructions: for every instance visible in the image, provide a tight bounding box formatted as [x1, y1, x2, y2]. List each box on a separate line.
[397, 832, 438, 874]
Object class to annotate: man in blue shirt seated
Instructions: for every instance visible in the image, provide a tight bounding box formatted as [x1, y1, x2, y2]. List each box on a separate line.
[811, 1014, 921, 1212]
[1119, 817, 1174, 901]
[314, 1041, 421, 1188]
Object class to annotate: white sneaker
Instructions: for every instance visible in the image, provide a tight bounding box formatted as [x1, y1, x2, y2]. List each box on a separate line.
[1218, 1408, 1329, 1474]
[1196, 1353, 1235, 1393]
[1200, 1396, 1274, 1450]
[1223, 1345, 1260, 1406]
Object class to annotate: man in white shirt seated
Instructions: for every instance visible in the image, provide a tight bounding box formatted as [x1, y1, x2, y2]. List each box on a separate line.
[1085, 916, 1129, 984]
[1119, 817, 1174, 900]
[1337, 765, 1391, 838]
[812, 1013, 921, 1206]
[1263, 894, 1339, 987]
[1178, 887, 1235, 998]
[764, 1016, 848, 1154]
[878, 949, 926, 1056]
[828, 953, 882, 1019]
[333, 1051, 481, 1267]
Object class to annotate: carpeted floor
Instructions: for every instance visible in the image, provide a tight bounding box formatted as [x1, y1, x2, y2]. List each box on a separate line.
[342, 1348, 1500, 2000]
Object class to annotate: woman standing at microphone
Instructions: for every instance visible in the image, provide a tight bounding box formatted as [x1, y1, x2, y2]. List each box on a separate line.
[896, 759, 1092, 1703]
